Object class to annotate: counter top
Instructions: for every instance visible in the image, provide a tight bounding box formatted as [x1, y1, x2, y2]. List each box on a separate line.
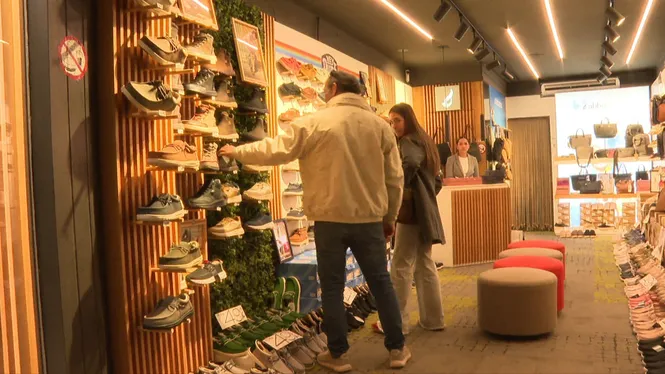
[440, 182, 509, 192]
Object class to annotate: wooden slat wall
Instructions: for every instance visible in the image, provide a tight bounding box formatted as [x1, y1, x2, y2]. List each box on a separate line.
[264, 14, 282, 218]
[451, 188, 511, 266]
[368, 66, 396, 115]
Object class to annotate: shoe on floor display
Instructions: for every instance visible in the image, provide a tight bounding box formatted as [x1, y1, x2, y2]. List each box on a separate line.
[289, 228, 308, 246]
[200, 143, 220, 171]
[139, 35, 187, 66]
[142, 292, 194, 330]
[189, 179, 227, 210]
[278, 83, 303, 100]
[187, 259, 227, 285]
[244, 118, 267, 142]
[212, 78, 238, 108]
[287, 343, 315, 369]
[277, 57, 302, 76]
[239, 88, 269, 114]
[183, 33, 216, 63]
[203, 49, 236, 77]
[217, 111, 239, 140]
[317, 351, 352, 373]
[436, 262, 444, 270]
[282, 160, 299, 172]
[122, 80, 181, 113]
[245, 213, 274, 231]
[136, 193, 187, 221]
[159, 241, 203, 270]
[218, 155, 239, 173]
[253, 340, 294, 374]
[209, 217, 245, 238]
[277, 349, 305, 374]
[183, 104, 218, 134]
[147, 140, 199, 169]
[185, 67, 218, 97]
[243, 182, 273, 201]
[283, 276, 301, 313]
[243, 163, 272, 173]
[285, 209, 307, 221]
[283, 183, 303, 197]
[222, 183, 242, 204]
[272, 277, 287, 310]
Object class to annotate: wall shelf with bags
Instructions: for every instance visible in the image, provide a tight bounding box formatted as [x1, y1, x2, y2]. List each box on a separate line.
[553, 155, 656, 165]
[554, 193, 645, 200]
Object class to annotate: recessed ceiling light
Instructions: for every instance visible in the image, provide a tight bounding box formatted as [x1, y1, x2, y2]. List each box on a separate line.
[606, 6, 625, 27]
[378, 0, 433, 40]
[626, 0, 655, 64]
[433, 0, 452, 22]
[605, 25, 620, 43]
[602, 41, 617, 56]
[544, 0, 564, 59]
[600, 55, 614, 69]
[454, 19, 470, 41]
[506, 28, 540, 79]
[467, 35, 482, 54]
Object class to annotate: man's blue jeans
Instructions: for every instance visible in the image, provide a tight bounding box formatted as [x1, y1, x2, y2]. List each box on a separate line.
[314, 221, 405, 357]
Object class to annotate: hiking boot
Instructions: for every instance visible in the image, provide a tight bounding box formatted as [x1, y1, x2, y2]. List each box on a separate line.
[122, 80, 180, 113]
[139, 35, 187, 65]
[245, 213, 274, 231]
[147, 140, 199, 169]
[222, 183, 242, 204]
[183, 105, 218, 134]
[186, 259, 227, 285]
[203, 49, 236, 77]
[185, 68, 217, 97]
[277, 57, 302, 76]
[143, 292, 194, 330]
[183, 33, 216, 63]
[286, 209, 307, 221]
[218, 155, 239, 172]
[243, 183, 273, 201]
[244, 118, 267, 142]
[213, 79, 238, 108]
[209, 217, 245, 238]
[189, 179, 227, 210]
[217, 112, 239, 140]
[289, 228, 308, 246]
[239, 88, 269, 114]
[200, 143, 219, 171]
[278, 83, 302, 99]
[389, 346, 411, 369]
[283, 183, 303, 196]
[136, 194, 187, 221]
[158, 241, 203, 270]
[317, 352, 351, 373]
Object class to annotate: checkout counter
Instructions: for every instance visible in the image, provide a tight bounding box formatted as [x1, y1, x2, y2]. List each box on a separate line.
[432, 183, 511, 267]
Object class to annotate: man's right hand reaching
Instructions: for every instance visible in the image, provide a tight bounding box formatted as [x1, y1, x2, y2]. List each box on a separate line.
[383, 221, 396, 240]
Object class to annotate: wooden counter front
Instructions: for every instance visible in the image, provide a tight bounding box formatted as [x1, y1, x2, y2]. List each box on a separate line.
[432, 184, 511, 266]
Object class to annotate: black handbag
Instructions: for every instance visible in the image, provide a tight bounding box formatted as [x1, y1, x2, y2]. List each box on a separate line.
[482, 168, 506, 184]
[465, 125, 482, 161]
[580, 180, 603, 194]
[434, 113, 452, 168]
[570, 169, 597, 191]
[636, 165, 649, 181]
[613, 152, 632, 182]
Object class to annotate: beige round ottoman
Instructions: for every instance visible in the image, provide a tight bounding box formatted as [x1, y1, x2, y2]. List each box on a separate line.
[478, 267, 557, 336]
[498, 247, 564, 261]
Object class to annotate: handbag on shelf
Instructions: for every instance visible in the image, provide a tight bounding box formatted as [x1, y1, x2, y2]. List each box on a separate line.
[599, 173, 615, 194]
[442, 177, 483, 186]
[482, 168, 506, 184]
[580, 180, 603, 194]
[568, 128, 592, 149]
[636, 165, 649, 180]
[556, 178, 570, 193]
[617, 147, 636, 158]
[594, 118, 618, 138]
[613, 152, 633, 193]
[637, 179, 651, 192]
[575, 145, 594, 162]
[594, 149, 613, 158]
[397, 188, 416, 224]
[625, 124, 645, 148]
[570, 168, 596, 191]
[616, 179, 634, 193]
[652, 95, 665, 124]
[633, 133, 651, 156]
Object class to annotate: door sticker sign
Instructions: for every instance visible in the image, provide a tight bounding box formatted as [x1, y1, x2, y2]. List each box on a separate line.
[58, 36, 88, 80]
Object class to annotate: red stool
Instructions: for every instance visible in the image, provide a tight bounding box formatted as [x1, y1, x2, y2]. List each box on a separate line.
[494, 256, 565, 312]
[508, 240, 566, 263]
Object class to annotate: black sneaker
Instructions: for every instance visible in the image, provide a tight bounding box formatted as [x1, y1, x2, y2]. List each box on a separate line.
[158, 241, 203, 270]
[213, 78, 238, 108]
[184, 68, 217, 97]
[218, 155, 239, 172]
[186, 259, 227, 285]
[278, 83, 302, 99]
[136, 194, 187, 221]
[243, 118, 267, 142]
[138, 35, 187, 65]
[239, 88, 269, 114]
[142, 293, 194, 330]
[188, 179, 227, 210]
[435, 262, 444, 270]
[245, 213, 274, 231]
[122, 80, 181, 113]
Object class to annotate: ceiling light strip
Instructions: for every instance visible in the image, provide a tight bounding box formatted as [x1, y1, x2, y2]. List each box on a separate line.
[544, 0, 564, 59]
[378, 0, 433, 40]
[626, 0, 654, 64]
[507, 28, 540, 79]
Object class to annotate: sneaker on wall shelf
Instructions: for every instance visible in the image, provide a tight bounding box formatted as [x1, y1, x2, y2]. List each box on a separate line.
[136, 194, 187, 222]
[286, 209, 307, 222]
[188, 179, 227, 210]
[283, 183, 303, 197]
[184, 67, 218, 97]
[242, 117, 268, 142]
[208, 217, 245, 239]
[217, 155, 239, 173]
[199, 143, 220, 171]
[158, 241, 203, 270]
[205, 78, 238, 108]
[290, 228, 309, 246]
[245, 213, 274, 231]
[138, 35, 187, 66]
[243, 182, 273, 201]
[202, 49, 236, 77]
[182, 104, 218, 135]
[238, 88, 269, 114]
[186, 259, 227, 285]
[142, 292, 194, 331]
[222, 182, 242, 204]
[183, 33, 216, 63]
[147, 140, 199, 170]
[122, 80, 181, 115]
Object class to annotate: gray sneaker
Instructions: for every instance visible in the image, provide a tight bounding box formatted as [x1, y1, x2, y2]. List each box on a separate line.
[189, 179, 227, 210]
[316, 351, 351, 373]
[389, 346, 411, 369]
[253, 341, 293, 374]
[218, 155, 239, 173]
[142, 292, 194, 330]
[186, 259, 227, 285]
[158, 241, 203, 270]
[283, 183, 303, 196]
[285, 209, 307, 221]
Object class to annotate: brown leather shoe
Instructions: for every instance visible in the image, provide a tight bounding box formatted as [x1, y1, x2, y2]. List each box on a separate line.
[203, 49, 236, 77]
[290, 228, 309, 246]
[279, 108, 301, 123]
[299, 64, 317, 80]
[302, 87, 318, 102]
[147, 140, 199, 169]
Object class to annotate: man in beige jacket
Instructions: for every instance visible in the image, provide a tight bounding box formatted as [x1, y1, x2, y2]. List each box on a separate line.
[219, 70, 409, 371]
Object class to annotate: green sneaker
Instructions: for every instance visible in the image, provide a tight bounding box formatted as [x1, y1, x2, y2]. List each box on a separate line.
[272, 277, 287, 309]
[213, 334, 249, 354]
[284, 276, 302, 312]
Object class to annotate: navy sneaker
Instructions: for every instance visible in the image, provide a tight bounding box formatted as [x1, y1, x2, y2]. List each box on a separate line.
[245, 213, 274, 231]
[186, 259, 227, 285]
[136, 194, 187, 221]
[188, 179, 227, 210]
[158, 241, 203, 270]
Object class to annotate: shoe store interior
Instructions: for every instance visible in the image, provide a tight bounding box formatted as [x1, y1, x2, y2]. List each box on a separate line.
[6, 0, 665, 373]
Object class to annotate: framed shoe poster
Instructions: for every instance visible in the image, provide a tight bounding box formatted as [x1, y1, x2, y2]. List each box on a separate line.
[180, 219, 207, 250]
[177, 0, 219, 31]
[231, 18, 268, 87]
[271, 219, 294, 263]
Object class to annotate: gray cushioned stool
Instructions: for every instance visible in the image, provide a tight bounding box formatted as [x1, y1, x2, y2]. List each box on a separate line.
[478, 267, 557, 336]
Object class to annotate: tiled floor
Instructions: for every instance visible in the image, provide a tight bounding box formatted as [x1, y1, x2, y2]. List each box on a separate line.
[312, 233, 643, 373]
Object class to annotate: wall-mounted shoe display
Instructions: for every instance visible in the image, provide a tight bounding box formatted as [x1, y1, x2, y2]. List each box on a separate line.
[200, 143, 220, 171]
[158, 241, 203, 270]
[283, 183, 303, 197]
[138, 35, 187, 66]
[121, 80, 181, 113]
[183, 33, 216, 63]
[277, 57, 302, 76]
[132, 0, 176, 11]
[218, 155, 239, 173]
[147, 140, 199, 169]
[243, 118, 267, 142]
[189, 179, 227, 210]
[203, 49, 237, 77]
[314, 67, 329, 85]
[289, 228, 308, 246]
[136, 194, 187, 221]
[209, 217, 245, 239]
[143, 292, 194, 331]
[222, 183, 242, 204]
[211, 78, 238, 108]
[285, 209, 307, 221]
[243, 182, 273, 201]
[298, 64, 317, 81]
[217, 112, 239, 140]
[278, 83, 303, 100]
[239, 88, 269, 114]
[182, 104, 218, 134]
[184, 68, 218, 97]
[186, 259, 227, 285]
[245, 213, 274, 231]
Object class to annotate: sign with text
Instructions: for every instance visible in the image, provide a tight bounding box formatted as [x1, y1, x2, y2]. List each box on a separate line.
[215, 305, 247, 330]
[343, 287, 357, 306]
[263, 330, 302, 350]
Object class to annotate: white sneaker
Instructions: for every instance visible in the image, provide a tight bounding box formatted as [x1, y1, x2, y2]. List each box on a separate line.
[389, 346, 411, 369]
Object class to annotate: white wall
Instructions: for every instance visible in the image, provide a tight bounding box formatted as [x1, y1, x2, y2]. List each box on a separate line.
[394, 79, 413, 106]
[506, 95, 558, 152]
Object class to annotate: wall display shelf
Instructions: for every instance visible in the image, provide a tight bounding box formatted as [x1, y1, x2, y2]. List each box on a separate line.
[554, 155, 655, 165]
[555, 193, 641, 200]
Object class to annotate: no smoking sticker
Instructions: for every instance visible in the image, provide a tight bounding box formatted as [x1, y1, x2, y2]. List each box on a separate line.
[58, 36, 88, 80]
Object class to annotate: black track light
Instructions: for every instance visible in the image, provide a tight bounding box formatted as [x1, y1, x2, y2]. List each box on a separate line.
[606, 6, 625, 26]
[467, 35, 482, 54]
[600, 65, 612, 78]
[486, 59, 501, 70]
[602, 40, 617, 56]
[600, 55, 614, 69]
[596, 73, 608, 84]
[433, 1, 452, 22]
[605, 25, 620, 43]
[502, 68, 514, 80]
[454, 19, 470, 41]
[474, 46, 490, 61]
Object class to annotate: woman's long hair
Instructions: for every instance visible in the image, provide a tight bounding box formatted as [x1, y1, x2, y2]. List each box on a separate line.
[389, 103, 441, 176]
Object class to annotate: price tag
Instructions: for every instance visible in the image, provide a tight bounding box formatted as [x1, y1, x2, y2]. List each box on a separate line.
[343, 287, 357, 306]
[263, 330, 302, 350]
[215, 305, 247, 330]
[640, 274, 658, 291]
[658, 319, 665, 330]
[654, 345, 664, 352]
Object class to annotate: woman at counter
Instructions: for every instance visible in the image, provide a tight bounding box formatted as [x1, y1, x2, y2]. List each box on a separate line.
[374, 103, 445, 335]
[445, 137, 480, 178]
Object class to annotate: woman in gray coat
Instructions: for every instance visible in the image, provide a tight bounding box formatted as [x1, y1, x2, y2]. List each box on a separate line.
[374, 103, 445, 335]
[445, 137, 480, 178]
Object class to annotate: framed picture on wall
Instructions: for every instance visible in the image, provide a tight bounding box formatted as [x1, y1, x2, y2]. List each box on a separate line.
[375, 72, 387, 104]
[179, 219, 207, 250]
[231, 18, 268, 87]
[177, 0, 218, 30]
[271, 219, 293, 263]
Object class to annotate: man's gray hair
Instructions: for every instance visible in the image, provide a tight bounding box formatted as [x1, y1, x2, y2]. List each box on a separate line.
[326, 70, 362, 95]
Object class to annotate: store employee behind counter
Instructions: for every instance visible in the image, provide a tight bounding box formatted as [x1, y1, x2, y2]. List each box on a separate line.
[445, 137, 480, 178]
